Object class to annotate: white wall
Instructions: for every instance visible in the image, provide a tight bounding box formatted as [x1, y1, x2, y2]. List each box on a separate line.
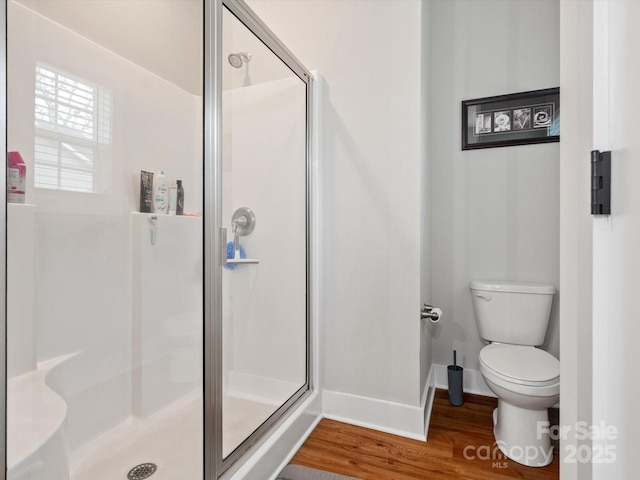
[6, 204, 37, 378]
[591, 1, 640, 478]
[247, 0, 428, 409]
[15, 0, 203, 95]
[7, 0, 202, 448]
[419, 0, 434, 400]
[429, 0, 560, 371]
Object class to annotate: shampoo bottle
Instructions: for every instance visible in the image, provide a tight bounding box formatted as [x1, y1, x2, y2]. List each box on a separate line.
[176, 180, 184, 215]
[153, 171, 169, 213]
[7, 151, 26, 204]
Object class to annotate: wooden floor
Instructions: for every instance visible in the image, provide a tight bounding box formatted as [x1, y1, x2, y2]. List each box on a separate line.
[290, 389, 559, 479]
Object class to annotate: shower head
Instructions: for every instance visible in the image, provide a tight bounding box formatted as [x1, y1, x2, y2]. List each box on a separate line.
[228, 52, 252, 68]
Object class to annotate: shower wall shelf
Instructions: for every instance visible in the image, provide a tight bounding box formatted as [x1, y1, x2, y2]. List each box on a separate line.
[225, 258, 259, 264]
[131, 212, 201, 246]
[131, 212, 201, 218]
[225, 248, 259, 265]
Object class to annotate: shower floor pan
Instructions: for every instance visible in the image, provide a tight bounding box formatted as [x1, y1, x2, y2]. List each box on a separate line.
[70, 392, 278, 480]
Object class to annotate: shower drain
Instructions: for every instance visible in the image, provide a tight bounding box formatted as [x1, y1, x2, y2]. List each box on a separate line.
[127, 463, 157, 480]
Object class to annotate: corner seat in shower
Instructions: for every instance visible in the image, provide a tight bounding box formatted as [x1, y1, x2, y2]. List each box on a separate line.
[7, 355, 74, 480]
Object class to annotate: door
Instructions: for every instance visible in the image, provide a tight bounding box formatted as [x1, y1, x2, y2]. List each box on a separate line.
[216, 0, 312, 469]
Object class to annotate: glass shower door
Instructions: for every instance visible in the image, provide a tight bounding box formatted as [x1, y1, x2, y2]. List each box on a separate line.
[6, 1, 204, 479]
[220, 2, 310, 461]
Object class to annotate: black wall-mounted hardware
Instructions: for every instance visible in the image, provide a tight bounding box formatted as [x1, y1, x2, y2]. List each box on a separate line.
[591, 150, 611, 215]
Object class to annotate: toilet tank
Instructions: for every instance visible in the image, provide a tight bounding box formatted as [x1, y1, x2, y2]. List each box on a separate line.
[470, 280, 555, 346]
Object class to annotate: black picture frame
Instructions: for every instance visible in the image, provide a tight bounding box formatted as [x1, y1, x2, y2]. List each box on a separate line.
[461, 87, 559, 150]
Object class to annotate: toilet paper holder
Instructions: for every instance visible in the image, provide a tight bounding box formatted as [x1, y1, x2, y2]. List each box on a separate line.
[421, 304, 442, 323]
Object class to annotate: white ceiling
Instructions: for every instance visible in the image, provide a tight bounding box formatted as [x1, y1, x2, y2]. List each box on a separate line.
[15, 0, 203, 95]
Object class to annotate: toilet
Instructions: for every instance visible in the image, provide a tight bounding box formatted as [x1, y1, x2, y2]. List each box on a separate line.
[470, 280, 559, 467]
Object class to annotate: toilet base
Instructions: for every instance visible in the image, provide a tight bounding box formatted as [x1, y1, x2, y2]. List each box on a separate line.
[493, 400, 554, 467]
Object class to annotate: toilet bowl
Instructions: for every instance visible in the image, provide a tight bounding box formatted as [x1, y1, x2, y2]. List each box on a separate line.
[470, 280, 559, 468]
[479, 343, 559, 467]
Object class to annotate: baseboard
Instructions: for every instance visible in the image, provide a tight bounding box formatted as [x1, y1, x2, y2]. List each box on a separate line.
[225, 363, 490, 480]
[431, 363, 495, 398]
[322, 386, 430, 441]
[224, 364, 491, 480]
[423, 365, 436, 440]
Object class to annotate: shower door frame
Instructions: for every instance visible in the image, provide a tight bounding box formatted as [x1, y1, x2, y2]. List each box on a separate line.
[204, 0, 314, 478]
[0, 0, 7, 479]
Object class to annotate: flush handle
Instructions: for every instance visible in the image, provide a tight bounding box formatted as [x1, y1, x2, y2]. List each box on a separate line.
[475, 292, 492, 301]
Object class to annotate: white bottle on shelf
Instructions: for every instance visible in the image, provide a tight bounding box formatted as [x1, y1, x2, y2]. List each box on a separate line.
[153, 171, 169, 214]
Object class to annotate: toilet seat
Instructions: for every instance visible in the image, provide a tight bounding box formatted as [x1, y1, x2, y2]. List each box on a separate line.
[480, 344, 559, 387]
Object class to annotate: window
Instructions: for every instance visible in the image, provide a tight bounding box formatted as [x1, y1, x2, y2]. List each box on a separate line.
[34, 64, 112, 193]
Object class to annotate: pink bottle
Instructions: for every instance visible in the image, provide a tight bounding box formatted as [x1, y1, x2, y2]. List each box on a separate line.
[7, 151, 26, 204]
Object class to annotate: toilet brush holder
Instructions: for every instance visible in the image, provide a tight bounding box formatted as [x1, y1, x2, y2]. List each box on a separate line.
[447, 350, 464, 406]
[447, 365, 464, 406]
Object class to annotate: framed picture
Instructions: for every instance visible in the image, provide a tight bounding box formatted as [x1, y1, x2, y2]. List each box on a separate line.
[462, 87, 559, 150]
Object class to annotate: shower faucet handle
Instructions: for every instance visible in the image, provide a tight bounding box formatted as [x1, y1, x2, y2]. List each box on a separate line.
[231, 207, 256, 236]
[233, 216, 248, 228]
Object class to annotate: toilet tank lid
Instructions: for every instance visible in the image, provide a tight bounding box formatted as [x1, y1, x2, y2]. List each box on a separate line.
[470, 280, 556, 294]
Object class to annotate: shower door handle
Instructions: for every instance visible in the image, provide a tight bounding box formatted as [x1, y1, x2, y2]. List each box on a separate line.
[220, 226, 229, 265]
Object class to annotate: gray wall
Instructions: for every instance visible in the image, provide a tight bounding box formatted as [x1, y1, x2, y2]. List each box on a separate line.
[429, 0, 560, 370]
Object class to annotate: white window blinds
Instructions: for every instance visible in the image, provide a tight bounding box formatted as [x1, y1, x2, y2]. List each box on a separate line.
[34, 64, 112, 193]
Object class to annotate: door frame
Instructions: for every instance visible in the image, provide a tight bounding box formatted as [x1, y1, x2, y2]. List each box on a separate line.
[559, 1, 595, 479]
[0, 0, 7, 476]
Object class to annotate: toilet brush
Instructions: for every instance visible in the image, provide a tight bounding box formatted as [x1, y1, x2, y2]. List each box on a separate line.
[448, 349, 464, 406]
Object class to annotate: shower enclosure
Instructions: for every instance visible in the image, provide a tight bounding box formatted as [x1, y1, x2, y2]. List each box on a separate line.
[210, 0, 313, 474]
[2, 0, 314, 479]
